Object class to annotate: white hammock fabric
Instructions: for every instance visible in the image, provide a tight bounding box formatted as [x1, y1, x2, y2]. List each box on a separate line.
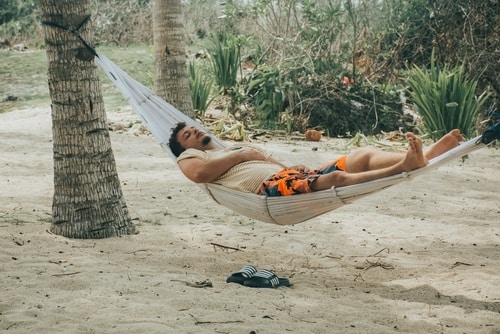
[95, 54, 489, 225]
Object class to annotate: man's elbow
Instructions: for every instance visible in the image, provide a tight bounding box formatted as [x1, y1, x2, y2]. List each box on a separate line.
[186, 170, 213, 183]
[189, 174, 206, 183]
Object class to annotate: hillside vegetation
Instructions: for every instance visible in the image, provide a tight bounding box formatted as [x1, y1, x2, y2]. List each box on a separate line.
[1, 0, 497, 138]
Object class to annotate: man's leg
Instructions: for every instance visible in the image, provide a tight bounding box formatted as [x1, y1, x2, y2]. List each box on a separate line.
[344, 147, 403, 173]
[311, 133, 427, 190]
[344, 129, 463, 173]
[424, 129, 464, 160]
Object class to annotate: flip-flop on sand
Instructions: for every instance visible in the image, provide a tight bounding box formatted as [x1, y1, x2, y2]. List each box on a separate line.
[226, 265, 258, 285]
[243, 269, 290, 289]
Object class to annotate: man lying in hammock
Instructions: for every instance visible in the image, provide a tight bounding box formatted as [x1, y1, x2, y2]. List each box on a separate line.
[168, 122, 464, 196]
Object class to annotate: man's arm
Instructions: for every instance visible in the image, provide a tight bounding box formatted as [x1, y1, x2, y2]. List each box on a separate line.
[178, 154, 243, 183]
[178, 147, 282, 183]
[264, 156, 287, 169]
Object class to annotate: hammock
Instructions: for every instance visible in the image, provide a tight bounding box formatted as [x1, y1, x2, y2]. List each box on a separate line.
[94, 54, 498, 225]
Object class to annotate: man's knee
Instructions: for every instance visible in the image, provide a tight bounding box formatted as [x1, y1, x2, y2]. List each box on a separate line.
[345, 147, 376, 172]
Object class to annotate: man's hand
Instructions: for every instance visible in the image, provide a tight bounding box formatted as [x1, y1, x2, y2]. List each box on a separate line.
[289, 164, 310, 173]
[235, 147, 269, 162]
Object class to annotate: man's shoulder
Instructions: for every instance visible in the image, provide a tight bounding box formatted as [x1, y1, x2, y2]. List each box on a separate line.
[177, 148, 207, 162]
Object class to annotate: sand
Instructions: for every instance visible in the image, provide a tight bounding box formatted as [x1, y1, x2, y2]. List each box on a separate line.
[1, 106, 499, 334]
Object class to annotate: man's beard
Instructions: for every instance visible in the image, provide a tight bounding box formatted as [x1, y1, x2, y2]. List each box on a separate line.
[202, 135, 211, 146]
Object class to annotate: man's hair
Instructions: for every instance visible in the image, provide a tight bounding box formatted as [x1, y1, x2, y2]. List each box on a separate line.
[168, 122, 187, 157]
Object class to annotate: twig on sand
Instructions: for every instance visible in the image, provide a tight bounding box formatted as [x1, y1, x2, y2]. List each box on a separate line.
[369, 247, 390, 257]
[194, 320, 243, 325]
[52, 271, 81, 277]
[209, 242, 242, 252]
[172, 279, 213, 288]
[354, 259, 395, 281]
[450, 261, 472, 269]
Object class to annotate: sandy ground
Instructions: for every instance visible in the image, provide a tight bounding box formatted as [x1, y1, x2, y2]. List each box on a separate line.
[1, 106, 499, 334]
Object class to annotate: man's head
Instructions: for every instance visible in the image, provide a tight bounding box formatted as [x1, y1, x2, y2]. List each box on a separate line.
[168, 122, 214, 157]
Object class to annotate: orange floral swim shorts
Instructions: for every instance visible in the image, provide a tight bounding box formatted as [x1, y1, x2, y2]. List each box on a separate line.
[259, 155, 346, 196]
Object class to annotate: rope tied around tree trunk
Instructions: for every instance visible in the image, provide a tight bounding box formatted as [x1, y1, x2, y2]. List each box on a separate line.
[42, 14, 98, 61]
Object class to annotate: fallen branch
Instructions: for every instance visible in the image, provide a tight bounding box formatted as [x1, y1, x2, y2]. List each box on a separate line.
[209, 242, 242, 252]
[52, 271, 81, 277]
[195, 320, 243, 325]
[450, 261, 472, 269]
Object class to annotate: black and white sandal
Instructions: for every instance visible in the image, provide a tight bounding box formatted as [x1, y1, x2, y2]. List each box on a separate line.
[226, 265, 258, 285]
[243, 269, 290, 288]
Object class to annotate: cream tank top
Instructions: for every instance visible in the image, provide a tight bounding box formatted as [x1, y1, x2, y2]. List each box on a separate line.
[177, 144, 281, 193]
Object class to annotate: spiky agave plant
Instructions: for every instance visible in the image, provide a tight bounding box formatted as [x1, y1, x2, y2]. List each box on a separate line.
[407, 50, 490, 140]
[207, 32, 241, 94]
[188, 60, 214, 121]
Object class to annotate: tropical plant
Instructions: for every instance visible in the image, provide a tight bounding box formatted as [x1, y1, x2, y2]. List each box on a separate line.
[0, 0, 40, 43]
[406, 51, 491, 140]
[206, 32, 242, 94]
[246, 66, 287, 128]
[188, 60, 214, 121]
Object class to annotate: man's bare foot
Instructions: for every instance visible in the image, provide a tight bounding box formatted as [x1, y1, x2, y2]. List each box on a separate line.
[401, 133, 428, 171]
[424, 129, 465, 160]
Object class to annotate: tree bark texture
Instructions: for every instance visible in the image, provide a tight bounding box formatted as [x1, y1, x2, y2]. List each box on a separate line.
[153, 0, 194, 117]
[40, 0, 135, 238]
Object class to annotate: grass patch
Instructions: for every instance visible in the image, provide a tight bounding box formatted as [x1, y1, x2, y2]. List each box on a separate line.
[0, 49, 50, 112]
[0, 45, 155, 113]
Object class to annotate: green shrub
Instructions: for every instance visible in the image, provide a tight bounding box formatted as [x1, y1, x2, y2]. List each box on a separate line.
[407, 51, 491, 140]
[188, 60, 214, 120]
[0, 0, 40, 43]
[246, 66, 287, 128]
[206, 32, 241, 93]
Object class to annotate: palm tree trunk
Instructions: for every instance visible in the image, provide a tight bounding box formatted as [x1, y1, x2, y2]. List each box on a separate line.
[40, 0, 135, 238]
[153, 0, 194, 117]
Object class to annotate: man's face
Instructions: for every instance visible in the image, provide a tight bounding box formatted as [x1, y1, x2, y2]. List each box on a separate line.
[176, 125, 212, 151]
